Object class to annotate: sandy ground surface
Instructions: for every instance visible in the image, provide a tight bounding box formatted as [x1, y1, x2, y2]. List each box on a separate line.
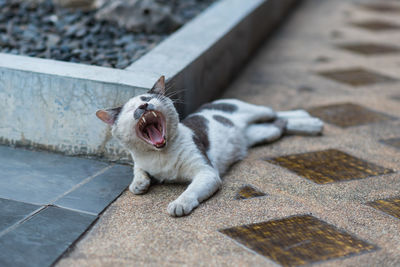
[57, 0, 400, 266]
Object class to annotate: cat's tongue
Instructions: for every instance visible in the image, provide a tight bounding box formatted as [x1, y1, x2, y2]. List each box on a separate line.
[146, 124, 164, 145]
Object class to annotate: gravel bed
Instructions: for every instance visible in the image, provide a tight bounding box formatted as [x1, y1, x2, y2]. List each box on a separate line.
[0, 0, 216, 69]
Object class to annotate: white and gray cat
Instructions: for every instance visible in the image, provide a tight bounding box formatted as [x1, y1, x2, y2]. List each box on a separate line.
[96, 76, 323, 217]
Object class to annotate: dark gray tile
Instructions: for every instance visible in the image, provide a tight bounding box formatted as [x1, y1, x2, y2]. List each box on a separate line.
[308, 103, 394, 128]
[0, 198, 40, 232]
[0, 206, 96, 267]
[55, 165, 132, 215]
[0, 146, 108, 205]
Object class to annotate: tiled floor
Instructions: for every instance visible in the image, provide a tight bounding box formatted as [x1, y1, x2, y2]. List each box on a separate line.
[0, 206, 95, 267]
[0, 198, 40, 231]
[0, 146, 131, 266]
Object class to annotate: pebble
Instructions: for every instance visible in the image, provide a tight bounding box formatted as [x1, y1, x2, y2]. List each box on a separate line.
[46, 34, 60, 47]
[75, 28, 86, 38]
[0, 0, 216, 69]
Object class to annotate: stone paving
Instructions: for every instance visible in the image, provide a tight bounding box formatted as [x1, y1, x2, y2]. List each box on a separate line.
[57, 0, 400, 266]
[0, 146, 131, 266]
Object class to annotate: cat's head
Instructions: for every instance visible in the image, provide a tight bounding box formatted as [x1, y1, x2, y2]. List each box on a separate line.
[96, 76, 179, 151]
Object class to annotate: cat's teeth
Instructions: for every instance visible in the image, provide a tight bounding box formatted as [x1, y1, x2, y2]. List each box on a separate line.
[152, 111, 157, 118]
[142, 117, 146, 124]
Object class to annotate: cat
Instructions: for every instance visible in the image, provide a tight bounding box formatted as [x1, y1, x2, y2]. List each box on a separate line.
[96, 76, 323, 217]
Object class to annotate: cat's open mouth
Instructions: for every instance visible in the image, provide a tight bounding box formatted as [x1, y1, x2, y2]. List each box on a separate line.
[136, 110, 167, 148]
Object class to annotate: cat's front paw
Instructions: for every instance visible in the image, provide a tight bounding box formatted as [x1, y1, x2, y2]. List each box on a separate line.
[129, 176, 150, 195]
[167, 196, 199, 217]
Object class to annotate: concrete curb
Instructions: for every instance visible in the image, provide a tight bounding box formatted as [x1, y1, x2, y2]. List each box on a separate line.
[127, 0, 298, 115]
[0, 0, 298, 161]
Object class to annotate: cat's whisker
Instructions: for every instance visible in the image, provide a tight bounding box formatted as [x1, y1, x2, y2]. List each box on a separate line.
[166, 91, 184, 98]
[165, 79, 176, 88]
[173, 99, 185, 104]
[165, 89, 187, 100]
[166, 87, 186, 94]
[164, 82, 184, 93]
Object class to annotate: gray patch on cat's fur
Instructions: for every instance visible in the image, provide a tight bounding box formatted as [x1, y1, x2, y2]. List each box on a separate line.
[182, 115, 211, 165]
[147, 103, 155, 110]
[140, 96, 154, 102]
[198, 103, 238, 113]
[274, 119, 287, 133]
[107, 106, 123, 124]
[134, 103, 156, 120]
[134, 108, 145, 120]
[213, 115, 234, 127]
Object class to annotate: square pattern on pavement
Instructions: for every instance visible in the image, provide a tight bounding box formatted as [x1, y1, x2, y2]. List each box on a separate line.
[307, 103, 394, 128]
[337, 43, 400, 55]
[391, 95, 400, 101]
[317, 68, 396, 86]
[359, 3, 400, 13]
[235, 185, 266, 200]
[266, 149, 394, 184]
[367, 198, 400, 220]
[380, 138, 400, 151]
[220, 215, 377, 267]
[351, 20, 400, 32]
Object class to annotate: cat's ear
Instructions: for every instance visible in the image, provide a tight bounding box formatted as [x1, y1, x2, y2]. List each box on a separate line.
[148, 76, 165, 95]
[96, 106, 122, 125]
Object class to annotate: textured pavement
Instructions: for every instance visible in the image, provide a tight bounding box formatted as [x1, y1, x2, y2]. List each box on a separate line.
[57, 0, 400, 266]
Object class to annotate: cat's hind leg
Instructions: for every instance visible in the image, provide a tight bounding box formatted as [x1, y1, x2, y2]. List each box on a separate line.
[277, 110, 323, 135]
[213, 99, 276, 125]
[245, 120, 286, 147]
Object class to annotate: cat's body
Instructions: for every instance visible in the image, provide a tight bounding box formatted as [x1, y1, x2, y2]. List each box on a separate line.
[96, 76, 323, 217]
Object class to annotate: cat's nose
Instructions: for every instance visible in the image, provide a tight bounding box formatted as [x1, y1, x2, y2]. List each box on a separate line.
[138, 103, 148, 110]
